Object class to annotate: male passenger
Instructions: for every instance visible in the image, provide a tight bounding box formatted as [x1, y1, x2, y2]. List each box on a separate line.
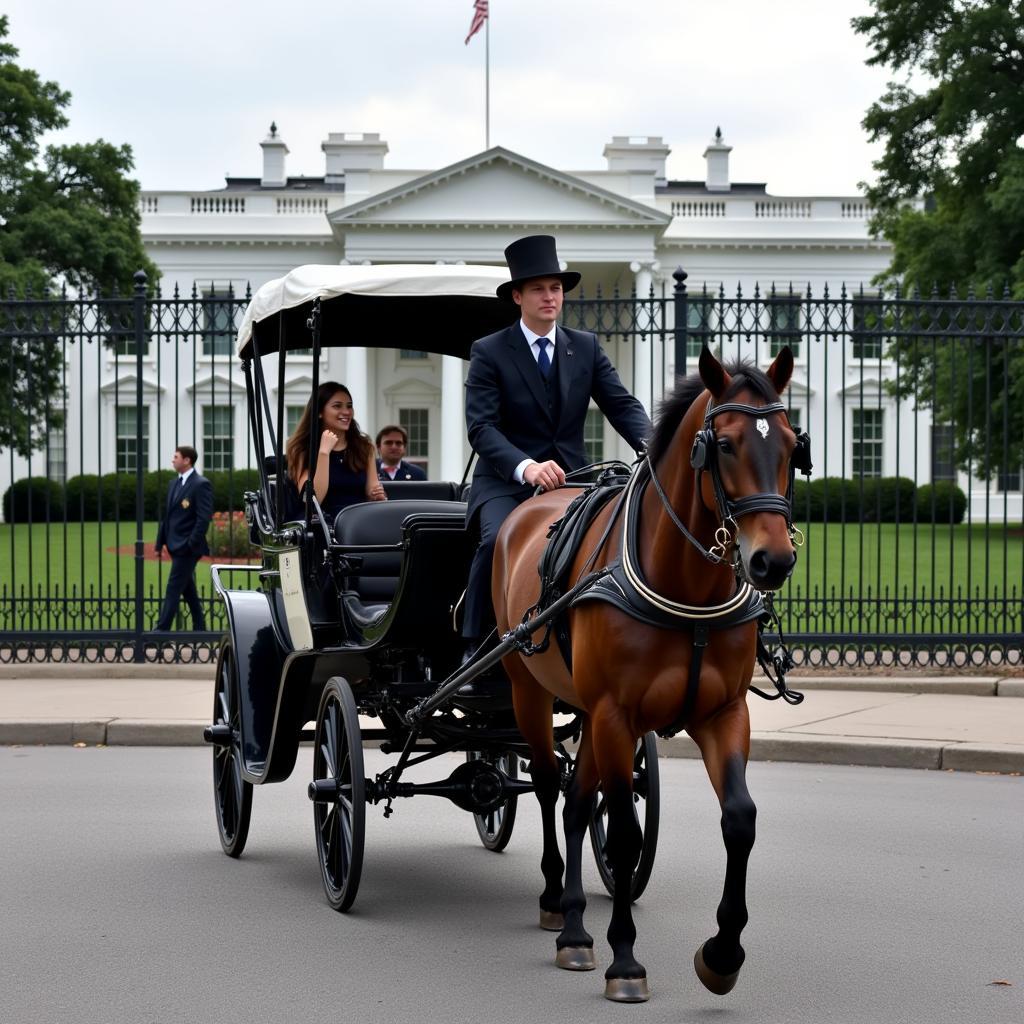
[459, 235, 652, 689]
[375, 424, 427, 481]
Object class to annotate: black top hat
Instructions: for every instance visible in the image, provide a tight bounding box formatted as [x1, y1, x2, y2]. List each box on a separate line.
[496, 235, 581, 301]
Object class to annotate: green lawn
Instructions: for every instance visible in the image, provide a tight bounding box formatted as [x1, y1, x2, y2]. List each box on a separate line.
[1, 519, 1020, 635]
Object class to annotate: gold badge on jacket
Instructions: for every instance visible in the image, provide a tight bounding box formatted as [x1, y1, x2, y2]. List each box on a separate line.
[181, 498, 191, 509]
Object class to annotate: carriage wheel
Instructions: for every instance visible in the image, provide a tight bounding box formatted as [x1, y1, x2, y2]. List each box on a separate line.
[311, 676, 366, 912]
[212, 639, 253, 858]
[467, 751, 519, 852]
[589, 731, 661, 901]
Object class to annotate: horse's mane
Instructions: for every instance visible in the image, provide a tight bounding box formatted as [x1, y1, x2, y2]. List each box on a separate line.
[647, 359, 780, 465]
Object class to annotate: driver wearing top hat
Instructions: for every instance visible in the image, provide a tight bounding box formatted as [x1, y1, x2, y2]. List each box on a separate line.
[460, 235, 652, 685]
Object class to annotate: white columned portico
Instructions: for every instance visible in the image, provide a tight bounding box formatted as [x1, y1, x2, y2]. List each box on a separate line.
[345, 346, 368, 421]
[440, 354, 465, 482]
[630, 260, 658, 415]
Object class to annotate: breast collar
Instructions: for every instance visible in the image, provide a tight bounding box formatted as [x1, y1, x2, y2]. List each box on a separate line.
[573, 460, 764, 631]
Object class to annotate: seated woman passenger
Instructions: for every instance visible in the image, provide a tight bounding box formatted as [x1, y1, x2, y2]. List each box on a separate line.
[286, 382, 386, 521]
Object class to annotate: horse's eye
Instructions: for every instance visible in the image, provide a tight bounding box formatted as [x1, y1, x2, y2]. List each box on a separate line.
[717, 438, 733, 455]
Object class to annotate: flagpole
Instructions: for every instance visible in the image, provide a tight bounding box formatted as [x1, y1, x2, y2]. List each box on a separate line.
[485, 9, 490, 149]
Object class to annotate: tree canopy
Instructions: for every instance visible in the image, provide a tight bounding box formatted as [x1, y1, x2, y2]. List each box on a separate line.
[854, 0, 1024, 294]
[0, 15, 158, 456]
[855, 0, 1024, 483]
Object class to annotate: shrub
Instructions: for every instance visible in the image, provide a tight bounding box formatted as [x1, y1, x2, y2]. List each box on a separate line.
[64, 474, 100, 522]
[207, 510, 255, 557]
[808, 476, 860, 522]
[206, 469, 261, 513]
[2, 477, 65, 523]
[98, 472, 138, 521]
[144, 469, 176, 520]
[859, 476, 916, 522]
[915, 482, 967, 524]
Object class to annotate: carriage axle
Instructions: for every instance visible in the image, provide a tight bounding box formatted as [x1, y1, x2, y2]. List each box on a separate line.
[306, 758, 533, 815]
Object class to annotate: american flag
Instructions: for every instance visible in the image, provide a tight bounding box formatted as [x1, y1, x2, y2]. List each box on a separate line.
[464, 0, 488, 45]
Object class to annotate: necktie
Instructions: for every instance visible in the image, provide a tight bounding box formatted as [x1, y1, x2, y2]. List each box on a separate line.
[536, 337, 551, 379]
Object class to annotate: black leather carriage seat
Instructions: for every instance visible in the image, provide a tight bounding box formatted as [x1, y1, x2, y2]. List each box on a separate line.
[332, 499, 468, 633]
[381, 480, 463, 502]
[261, 454, 302, 522]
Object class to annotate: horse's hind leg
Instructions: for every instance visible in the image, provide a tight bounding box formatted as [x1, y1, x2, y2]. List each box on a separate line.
[555, 716, 598, 971]
[507, 661, 564, 928]
[691, 701, 757, 995]
[592, 708, 649, 1002]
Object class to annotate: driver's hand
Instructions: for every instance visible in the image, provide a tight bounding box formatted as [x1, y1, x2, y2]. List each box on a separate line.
[523, 460, 566, 492]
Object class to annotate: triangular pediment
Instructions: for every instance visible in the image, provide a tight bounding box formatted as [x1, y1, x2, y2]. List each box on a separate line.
[330, 147, 670, 229]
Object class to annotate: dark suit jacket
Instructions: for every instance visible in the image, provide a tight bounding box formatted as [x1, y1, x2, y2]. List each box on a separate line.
[464, 323, 652, 523]
[156, 471, 214, 557]
[375, 458, 427, 481]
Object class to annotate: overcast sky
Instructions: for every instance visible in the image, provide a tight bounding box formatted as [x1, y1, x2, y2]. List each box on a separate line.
[5, 0, 893, 195]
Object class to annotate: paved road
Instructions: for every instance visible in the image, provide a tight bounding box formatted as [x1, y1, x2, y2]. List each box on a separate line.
[1, 747, 1021, 1024]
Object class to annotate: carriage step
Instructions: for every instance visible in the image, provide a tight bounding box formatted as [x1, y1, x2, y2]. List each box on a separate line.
[203, 724, 233, 746]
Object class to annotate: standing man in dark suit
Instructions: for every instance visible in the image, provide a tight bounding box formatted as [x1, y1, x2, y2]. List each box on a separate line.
[154, 444, 214, 631]
[375, 425, 427, 481]
[460, 235, 652, 673]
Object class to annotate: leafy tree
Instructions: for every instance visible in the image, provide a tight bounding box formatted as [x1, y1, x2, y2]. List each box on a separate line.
[0, 15, 158, 456]
[854, 0, 1024, 480]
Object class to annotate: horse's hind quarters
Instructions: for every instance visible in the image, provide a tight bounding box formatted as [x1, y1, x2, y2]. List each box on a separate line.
[556, 945, 597, 971]
[694, 942, 741, 995]
[539, 909, 564, 931]
[604, 976, 650, 1002]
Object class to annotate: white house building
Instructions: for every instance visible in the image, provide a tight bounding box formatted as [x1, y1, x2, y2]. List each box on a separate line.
[3, 127, 1018, 520]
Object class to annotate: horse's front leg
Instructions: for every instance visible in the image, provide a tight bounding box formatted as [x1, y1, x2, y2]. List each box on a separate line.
[556, 716, 597, 971]
[508, 664, 565, 928]
[691, 699, 756, 995]
[592, 708, 649, 1002]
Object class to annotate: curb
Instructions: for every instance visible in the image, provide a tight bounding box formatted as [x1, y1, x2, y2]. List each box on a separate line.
[3, 720, 1022, 775]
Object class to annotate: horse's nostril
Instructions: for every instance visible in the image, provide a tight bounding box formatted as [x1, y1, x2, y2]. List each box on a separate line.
[749, 550, 770, 581]
[749, 549, 796, 586]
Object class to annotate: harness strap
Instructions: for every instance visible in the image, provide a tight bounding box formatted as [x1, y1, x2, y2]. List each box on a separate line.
[658, 624, 709, 738]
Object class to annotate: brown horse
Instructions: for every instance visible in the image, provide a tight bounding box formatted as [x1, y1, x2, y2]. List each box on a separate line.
[492, 344, 801, 1003]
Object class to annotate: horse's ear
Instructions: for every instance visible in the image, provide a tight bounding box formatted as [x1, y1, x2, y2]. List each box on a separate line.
[698, 344, 731, 399]
[766, 345, 794, 395]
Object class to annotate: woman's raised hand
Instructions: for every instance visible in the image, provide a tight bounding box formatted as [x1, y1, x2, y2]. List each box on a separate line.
[319, 429, 338, 454]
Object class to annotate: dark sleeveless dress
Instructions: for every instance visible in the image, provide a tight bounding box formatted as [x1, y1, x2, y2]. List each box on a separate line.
[322, 450, 367, 522]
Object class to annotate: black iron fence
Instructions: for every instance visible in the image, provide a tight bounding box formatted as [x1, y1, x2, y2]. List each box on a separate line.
[1, 272, 1022, 666]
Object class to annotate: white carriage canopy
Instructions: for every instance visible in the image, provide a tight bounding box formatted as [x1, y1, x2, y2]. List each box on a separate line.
[236, 264, 519, 360]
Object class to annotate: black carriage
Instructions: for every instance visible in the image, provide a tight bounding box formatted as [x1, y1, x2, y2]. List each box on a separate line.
[206, 264, 659, 911]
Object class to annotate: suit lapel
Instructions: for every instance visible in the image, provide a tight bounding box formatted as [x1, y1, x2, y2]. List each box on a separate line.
[506, 325, 552, 422]
[555, 325, 581, 419]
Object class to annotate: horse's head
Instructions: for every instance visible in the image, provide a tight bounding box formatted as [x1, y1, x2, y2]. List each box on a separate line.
[693, 344, 807, 590]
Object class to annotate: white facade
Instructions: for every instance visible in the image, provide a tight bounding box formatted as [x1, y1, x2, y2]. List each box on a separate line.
[3, 128, 1018, 521]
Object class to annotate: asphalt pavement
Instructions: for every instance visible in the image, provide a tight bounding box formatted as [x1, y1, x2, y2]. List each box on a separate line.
[1, 662, 1022, 773]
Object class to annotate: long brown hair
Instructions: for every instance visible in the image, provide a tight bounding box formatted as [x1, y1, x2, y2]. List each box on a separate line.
[286, 382, 372, 482]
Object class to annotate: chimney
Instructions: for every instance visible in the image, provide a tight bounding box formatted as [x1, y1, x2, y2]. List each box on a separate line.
[703, 127, 732, 192]
[321, 132, 389, 184]
[602, 135, 670, 186]
[260, 122, 288, 187]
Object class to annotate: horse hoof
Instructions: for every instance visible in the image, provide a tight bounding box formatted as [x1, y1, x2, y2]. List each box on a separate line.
[556, 946, 596, 971]
[539, 910, 564, 931]
[694, 943, 740, 995]
[604, 977, 650, 1002]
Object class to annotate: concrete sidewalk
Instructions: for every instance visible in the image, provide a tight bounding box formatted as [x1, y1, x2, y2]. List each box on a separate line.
[1, 667, 1022, 774]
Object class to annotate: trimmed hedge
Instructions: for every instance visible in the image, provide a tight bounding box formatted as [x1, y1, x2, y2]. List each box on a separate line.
[0, 470, 974, 526]
[4, 467, 262, 523]
[1, 477, 65, 523]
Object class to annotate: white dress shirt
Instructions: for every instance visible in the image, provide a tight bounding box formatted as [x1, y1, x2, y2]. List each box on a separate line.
[513, 321, 558, 484]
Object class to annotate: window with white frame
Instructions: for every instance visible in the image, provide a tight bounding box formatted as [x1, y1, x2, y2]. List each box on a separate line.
[399, 407, 429, 475]
[286, 404, 305, 437]
[685, 298, 715, 359]
[201, 291, 237, 357]
[583, 407, 604, 463]
[851, 297, 885, 361]
[931, 424, 956, 482]
[399, 349, 429, 360]
[768, 297, 802, 358]
[47, 428, 67, 483]
[785, 407, 803, 434]
[997, 465, 1022, 492]
[203, 405, 234, 471]
[116, 406, 150, 473]
[852, 408, 883, 477]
